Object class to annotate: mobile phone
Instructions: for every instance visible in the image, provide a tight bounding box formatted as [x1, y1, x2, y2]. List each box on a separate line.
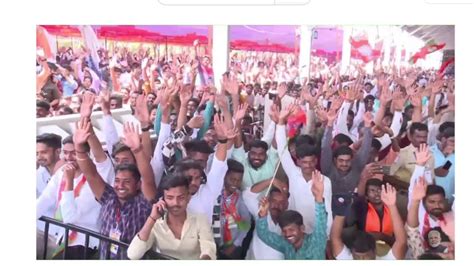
[442, 160, 452, 170]
[158, 197, 168, 218]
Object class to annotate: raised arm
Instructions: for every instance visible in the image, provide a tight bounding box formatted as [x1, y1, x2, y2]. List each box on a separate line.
[73, 117, 106, 201]
[311, 170, 328, 240]
[232, 102, 249, 150]
[354, 112, 374, 166]
[405, 176, 427, 259]
[100, 89, 120, 156]
[330, 215, 345, 258]
[381, 184, 407, 259]
[320, 108, 338, 175]
[134, 94, 153, 159]
[275, 103, 300, 175]
[177, 83, 193, 130]
[122, 122, 157, 202]
[80, 92, 108, 163]
[197, 99, 215, 140]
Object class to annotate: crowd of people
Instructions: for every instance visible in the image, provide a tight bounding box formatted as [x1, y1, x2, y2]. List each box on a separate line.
[36, 39, 455, 260]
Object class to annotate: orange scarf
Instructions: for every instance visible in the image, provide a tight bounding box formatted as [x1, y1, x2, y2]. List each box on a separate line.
[365, 203, 393, 236]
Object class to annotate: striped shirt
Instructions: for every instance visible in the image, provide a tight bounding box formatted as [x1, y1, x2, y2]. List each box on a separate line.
[98, 185, 151, 259]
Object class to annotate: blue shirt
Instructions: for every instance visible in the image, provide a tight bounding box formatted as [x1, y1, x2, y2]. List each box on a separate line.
[430, 144, 455, 203]
[256, 202, 327, 260]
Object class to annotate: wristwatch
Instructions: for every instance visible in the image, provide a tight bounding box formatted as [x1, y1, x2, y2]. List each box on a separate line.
[141, 125, 152, 131]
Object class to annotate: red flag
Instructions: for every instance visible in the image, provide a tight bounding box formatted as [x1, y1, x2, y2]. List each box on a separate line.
[438, 58, 455, 76]
[350, 35, 383, 63]
[409, 40, 446, 64]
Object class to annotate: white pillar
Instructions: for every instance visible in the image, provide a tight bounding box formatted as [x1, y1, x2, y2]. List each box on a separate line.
[212, 25, 229, 92]
[298, 25, 313, 81]
[341, 26, 352, 75]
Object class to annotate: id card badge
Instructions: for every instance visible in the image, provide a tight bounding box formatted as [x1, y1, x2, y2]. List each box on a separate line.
[109, 228, 122, 255]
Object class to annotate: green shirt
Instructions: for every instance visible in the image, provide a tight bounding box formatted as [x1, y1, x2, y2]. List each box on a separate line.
[256, 202, 327, 260]
[231, 146, 279, 190]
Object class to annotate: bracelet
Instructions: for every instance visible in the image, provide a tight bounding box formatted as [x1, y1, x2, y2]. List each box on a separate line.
[217, 138, 228, 144]
[149, 216, 157, 222]
[76, 150, 88, 154]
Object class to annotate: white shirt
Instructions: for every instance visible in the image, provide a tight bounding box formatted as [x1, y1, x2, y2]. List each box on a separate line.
[187, 154, 228, 224]
[336, 245, 396, 260]
[36, 171, 100, 248]
[242, 190, 284, 260]
[37, 166, 52, 198]
[36, 158, 114, 248]
[150, 122, 172, 188]
[275, 124, 333, 235]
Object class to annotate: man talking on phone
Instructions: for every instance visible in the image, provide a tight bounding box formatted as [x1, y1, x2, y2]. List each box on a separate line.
[127, 176, 216, 260]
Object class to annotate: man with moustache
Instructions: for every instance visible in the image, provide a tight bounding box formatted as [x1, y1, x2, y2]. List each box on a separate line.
[242, 185, 290, 259]
[128, 176, 216, 260]
[255, 171, 328, 259]
[36, 136, 105, 259]
[72, 119, 158, 259]
[408, 143, 451, 240]
[232, 139, 279, 190]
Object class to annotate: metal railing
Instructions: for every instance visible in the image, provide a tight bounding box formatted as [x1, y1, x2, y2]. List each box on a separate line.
[39, 216, 176, 260]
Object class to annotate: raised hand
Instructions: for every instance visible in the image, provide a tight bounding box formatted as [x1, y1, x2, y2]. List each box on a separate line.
[380, 87, 393, 105]
[80, 92, 96, 118]
[73, 117, 92, 146]
[269, 104, 280, 124]
[430, 79, 445, 95]
[234, 102, 249, 122]
[278, 103, 298, 124]
[221, 74, 239, 95]
[311, 170, 324, 202]
[315, 105, 328, 123]
[215, 93, 229, 112]
[361, 163, 384, 181]
[392, 88, 407, 112]
[363, 111, 374, 128]
[381, 183, 397, 207]
[213, 114, 228, 141]
[134, 94, 150, 126]
[344, 85, 358, 103]
[258, 196, 270, 218]
[179, 84, 193, 106]
[100, 89, 111, 113]
[122, 122, 141, 151]
[187, 115, 204, 129]
[225, 127, 239, 140]
[409, 92, 422, 108]
[412, 176, 427, 201]
[330, 95, 344, 112]
[415, 143, 432, 166]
